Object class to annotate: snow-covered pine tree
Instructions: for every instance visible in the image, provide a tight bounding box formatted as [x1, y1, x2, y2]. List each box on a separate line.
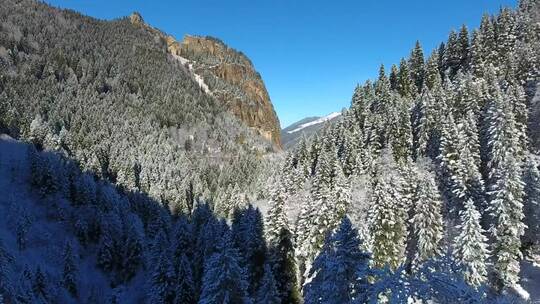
[148, 249, 176, 304]
[470, 29, 486, 79]
[411, 171, 444, 264]
[507, 83, 528, 160]
[391, 95, 413, 164]
[199, 232, 251, 304]
[438, 114, 468, 214]
[389, 64, 399, 91]
[397, 58, 416, 98]
[62, 241, 78, 297]
[174, 253, 196, 304]
[523, 156, 540, 250]
[32, 266, 49, 303]
[453, 199, 490, 288]
[304, 217, 371, 304]
[255, 264, 280, 304]
[0, 238, 13, 302]
[409, 40, 425, 94]
[232, 205, 267, 295]
[480, 14, 497, 66]
[484, 85, 526, 289]
[444, 30, 461, 77]
[369, 177, 408, 270]
[458, 25, 470, 71]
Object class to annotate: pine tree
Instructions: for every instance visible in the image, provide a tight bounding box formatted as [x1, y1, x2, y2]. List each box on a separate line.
[255, 264, 280, 304]
[0, 238, 13, 302]
[484, 86, 526, 288]
[453, 199, 490, 288]
[266, 186, 300, 304]
[369, 177, 408, 270]
[62, 241, 78, 297]
[409, 40, 425, 94]
[444, 30, 461, 77]
[148, 249, 176, 304]
[397, 58, 415, 98]
[411, 173, 444, 264]
[304, 217, 371, 304]
[199, 232, 251, 304]
[438, 114, 468, 213]
[523, 157, 540, 249]
[232, 205, 267, 295]
[32, 266, 48, 302]
[480, 14, 497, 65]
[470, 30, 485, 78]
[458, 24, 470, 71]
[389, 64, 399, 91]
[391, 96, 413, 164]
[174, 253, 196, 304]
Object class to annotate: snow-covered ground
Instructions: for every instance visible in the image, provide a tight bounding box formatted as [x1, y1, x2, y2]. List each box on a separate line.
[287, 112, 341, 134]
[0, 135, 145, 302]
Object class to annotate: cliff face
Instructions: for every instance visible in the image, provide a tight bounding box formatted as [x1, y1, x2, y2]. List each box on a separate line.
[129, 13, 282, 148]
[177, 35, 282, 148]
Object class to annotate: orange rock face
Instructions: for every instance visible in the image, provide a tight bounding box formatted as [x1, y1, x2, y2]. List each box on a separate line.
[179, 35, 282, 148]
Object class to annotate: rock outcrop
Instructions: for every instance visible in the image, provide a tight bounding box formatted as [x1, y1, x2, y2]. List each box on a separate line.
[129, 13, 282, 148]
[177, 35, 282, 148]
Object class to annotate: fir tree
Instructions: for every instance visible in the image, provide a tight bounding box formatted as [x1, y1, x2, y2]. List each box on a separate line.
[458, 24, 470, 71]
[232, 205, 267, 295]
[62, 241, 78, 297]
[148, 249, 176, 304]
[266, 186, 301, 303]
[0, 238, 13, 302]
[453, 199, 490, 288]
[304, 217, 371, 304]
[255, 264, 280, 304]
[523, 156, 540, 249]
[369, 177, 408, 270]
[409, 40, 425, 94]
[484, 85, 526, 288]
[174, 253, 196, 304]
[199, 233, 251, 304]
[411, 172, 444, 264]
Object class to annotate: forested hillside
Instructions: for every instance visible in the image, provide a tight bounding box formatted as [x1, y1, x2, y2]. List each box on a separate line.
[1, 0, 540, 303]
[273, 0, 540, 301]
[0, 0, 276, 218]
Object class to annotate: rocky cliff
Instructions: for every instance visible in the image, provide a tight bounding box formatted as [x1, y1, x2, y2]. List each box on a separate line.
[177, 35, 282, 148]
[129, 13, 282, 148]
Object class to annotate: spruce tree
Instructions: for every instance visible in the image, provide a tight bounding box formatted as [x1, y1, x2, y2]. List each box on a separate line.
[369, 177, 408, 270]
[411, 173, 444, 264]
[470, 30, 486, 78]
[453, 199, 490, 288]
[484, 86, 526, 288]
[232, 205, 267, 295]
[255, 264, 280, 304]
[523, 157, 540, 249]
[409, 40, 425, 94]
[62, 241, 78, 298]
[174, 253, 196, 304]
[148, 249, 176, 304]
[304, 217, 371, 304]
[0, 238, 13, 302]
[199, 232, 251, 304]
[458, 24, 470, 71]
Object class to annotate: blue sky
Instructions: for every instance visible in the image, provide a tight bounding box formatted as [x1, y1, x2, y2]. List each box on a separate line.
[46, 0, 517, 128]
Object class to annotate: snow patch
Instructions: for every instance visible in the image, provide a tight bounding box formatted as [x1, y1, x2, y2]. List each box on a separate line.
[512, 284, 530, 301]
[287, 112, 341, 134]
[171, 54, 211, 95]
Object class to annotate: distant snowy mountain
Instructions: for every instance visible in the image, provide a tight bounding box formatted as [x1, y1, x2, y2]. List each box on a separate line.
[281, 111, 342, 149]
